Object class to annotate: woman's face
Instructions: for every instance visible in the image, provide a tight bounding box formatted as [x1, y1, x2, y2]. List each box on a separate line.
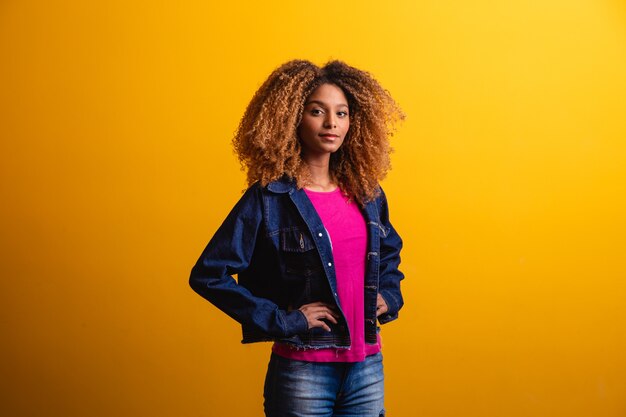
[297, 83, 350, 159]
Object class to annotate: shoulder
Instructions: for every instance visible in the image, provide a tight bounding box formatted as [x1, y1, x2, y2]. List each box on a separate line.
[234, 175, 297, 210]
[369, 185, 395, 219]
[265, 175, 297, 194]
[370, 184, 387, 207]
[226, 182, 265, 216]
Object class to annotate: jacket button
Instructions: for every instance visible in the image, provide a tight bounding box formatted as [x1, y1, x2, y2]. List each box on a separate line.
[318, 232, 323, 237]
[328, 262, 332, 267]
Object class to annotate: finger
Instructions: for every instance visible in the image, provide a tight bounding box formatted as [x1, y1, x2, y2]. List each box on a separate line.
[322, 311, 338, 324]
[301, 302, 337, 314]
[312, 306, 338, 316]
[309, 306, 340, 319]
[310, 318, 332, 332]
[312, 311, 337, 324]
[327, 306, 341, 318]
[376, 303, 387, 315]
[319, 304, 339, 316]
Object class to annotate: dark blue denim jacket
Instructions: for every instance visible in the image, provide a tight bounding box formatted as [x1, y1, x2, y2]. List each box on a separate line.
[189, 176, 404, 349]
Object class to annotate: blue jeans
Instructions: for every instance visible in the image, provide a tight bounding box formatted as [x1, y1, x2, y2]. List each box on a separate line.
[263, 351, 385, 417]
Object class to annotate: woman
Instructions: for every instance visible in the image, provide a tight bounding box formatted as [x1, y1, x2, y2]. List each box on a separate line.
[190, 59, 405, 417]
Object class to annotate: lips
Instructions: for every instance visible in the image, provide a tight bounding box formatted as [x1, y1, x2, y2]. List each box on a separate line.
[319, 134, 339, 138]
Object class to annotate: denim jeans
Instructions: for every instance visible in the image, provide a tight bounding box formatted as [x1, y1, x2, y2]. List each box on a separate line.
[263, 351, 385, 417]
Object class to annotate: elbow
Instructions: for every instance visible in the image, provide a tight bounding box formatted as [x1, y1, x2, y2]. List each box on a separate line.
[189, 264, 206, 295]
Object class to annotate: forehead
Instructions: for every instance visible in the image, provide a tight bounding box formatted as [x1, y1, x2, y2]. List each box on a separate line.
[306, 83, 349, 106]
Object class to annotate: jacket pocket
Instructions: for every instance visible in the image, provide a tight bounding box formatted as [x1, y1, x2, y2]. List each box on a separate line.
[281, 228, 316, 252]
[279, 228, 321, 304]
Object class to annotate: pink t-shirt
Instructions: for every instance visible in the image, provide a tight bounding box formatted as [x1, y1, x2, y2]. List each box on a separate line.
[272, 187, 381, 362]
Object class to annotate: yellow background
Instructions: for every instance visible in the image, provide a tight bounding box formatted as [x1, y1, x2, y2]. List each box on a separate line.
[1, 1, 625, 416]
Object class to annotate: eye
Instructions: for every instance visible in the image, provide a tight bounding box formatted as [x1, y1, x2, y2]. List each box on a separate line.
[337, 111, 349, 118]
[310, 108, 324, 116]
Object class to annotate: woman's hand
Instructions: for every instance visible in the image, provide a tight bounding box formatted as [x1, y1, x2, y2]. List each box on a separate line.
[298, 302, 339, 332]
[376, 293, 388, 317]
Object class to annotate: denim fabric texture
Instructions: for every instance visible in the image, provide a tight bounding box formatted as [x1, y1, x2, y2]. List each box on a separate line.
[189, 176, 404, 349]
[263, 351, 385, 417]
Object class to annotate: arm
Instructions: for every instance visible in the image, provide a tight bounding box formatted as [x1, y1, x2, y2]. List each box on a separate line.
[376, 187, 405, 324]
[189, 185, 309, 338]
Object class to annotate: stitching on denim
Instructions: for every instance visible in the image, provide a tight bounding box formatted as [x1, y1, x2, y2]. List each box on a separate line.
[267, 224, 309, 237]
[263, 192, 272, 237]
[280, 229, 315, 252]
[382, 290, 400, 311]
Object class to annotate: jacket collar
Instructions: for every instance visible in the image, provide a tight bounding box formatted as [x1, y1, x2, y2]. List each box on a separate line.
[266, 175, 379, 220]
[266, 175, 297, 194]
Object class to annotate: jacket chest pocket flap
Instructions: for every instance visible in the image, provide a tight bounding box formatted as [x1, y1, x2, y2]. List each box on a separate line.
[280, 228, 316, 252]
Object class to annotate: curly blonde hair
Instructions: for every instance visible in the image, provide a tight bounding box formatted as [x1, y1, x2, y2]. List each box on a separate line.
[233, 60, 404, 205]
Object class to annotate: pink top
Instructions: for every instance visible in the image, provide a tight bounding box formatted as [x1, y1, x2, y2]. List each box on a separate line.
[272, 187, 381, 362]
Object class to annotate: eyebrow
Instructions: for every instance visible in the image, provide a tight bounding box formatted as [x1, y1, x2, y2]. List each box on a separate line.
[305, 100, 349, 108]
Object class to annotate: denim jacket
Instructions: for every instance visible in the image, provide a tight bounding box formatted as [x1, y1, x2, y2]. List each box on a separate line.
[189, 176, 404, 349]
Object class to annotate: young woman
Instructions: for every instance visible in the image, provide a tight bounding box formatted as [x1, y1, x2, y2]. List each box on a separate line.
[190, 59, 405, 417]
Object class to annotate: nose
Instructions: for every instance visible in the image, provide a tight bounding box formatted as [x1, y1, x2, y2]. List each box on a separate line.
[324, 113, 337, 128]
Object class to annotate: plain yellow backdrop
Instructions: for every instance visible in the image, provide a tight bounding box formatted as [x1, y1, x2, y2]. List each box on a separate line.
[1, 1, 625, 416]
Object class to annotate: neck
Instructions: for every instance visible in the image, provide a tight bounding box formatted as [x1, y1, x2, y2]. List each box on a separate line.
[302, 153, 336, 192]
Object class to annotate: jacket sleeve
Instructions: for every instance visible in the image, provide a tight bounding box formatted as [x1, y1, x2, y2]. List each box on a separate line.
[189, 184, 309, 338]
[376, 187, 405, 324]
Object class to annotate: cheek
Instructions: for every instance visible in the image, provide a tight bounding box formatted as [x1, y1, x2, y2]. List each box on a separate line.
[296, 124, 307, 140]
[297, 119, 313, 135]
